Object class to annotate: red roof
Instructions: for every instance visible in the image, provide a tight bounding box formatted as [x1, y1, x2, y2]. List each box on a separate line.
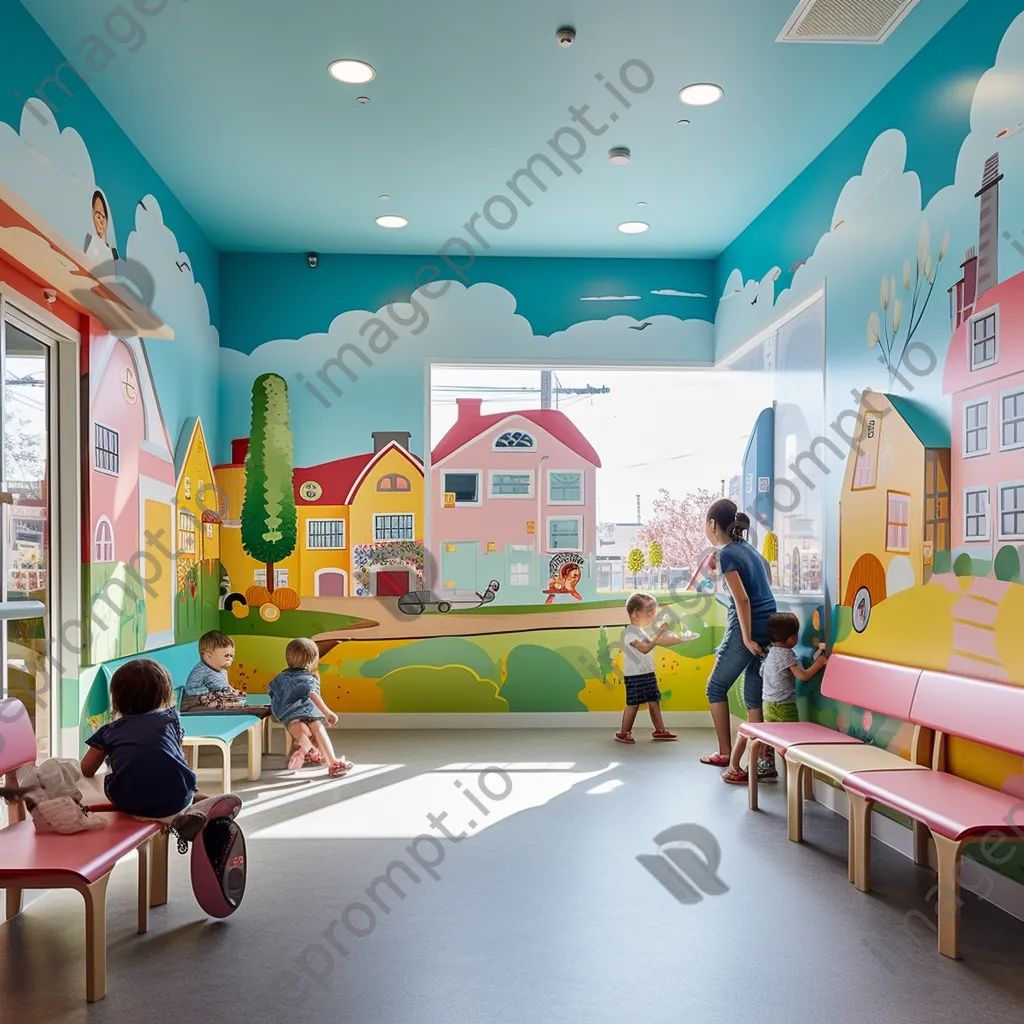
[431, 399, 602, 467]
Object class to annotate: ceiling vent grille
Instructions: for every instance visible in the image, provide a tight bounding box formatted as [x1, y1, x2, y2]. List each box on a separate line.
[778, 0, 920, 44]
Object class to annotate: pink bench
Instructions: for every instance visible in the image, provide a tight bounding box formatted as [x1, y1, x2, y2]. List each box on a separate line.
[844, 670, 1024, 959]
[0, 699, 170, 1001]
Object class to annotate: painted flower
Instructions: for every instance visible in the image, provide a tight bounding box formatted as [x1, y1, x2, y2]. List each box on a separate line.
[867, 312, 881, 348]
[892, 297, 903, 334]
[939, 228, 950, 261]
[917, 221, 931, 273]
[924, 255, 934, 285]
[902, 259, 911, 290]
[880, 276, 890, 309]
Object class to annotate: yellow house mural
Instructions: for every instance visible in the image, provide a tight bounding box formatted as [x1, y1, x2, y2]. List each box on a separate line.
[838, 393, 950, 636]
[214, 431, 424, 599]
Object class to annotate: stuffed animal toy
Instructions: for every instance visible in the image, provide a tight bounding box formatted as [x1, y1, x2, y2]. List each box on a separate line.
[0, 758, 108, 834]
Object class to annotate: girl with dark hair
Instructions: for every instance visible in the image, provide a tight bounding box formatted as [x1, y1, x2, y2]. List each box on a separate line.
[698, 498, 777, 775]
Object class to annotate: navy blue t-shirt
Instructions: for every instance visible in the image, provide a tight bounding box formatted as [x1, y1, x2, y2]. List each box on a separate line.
[718, 541, 776, 636]
[86, 707, 197, 818]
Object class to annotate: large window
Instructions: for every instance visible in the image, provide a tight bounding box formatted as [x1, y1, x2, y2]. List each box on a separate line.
[970, 309, 998, 370]
[443, 472, 479, 504]
[375, 513, 414, 541]
[885, 492, 911, 552]
[999, 482, 1024, 540]
[493, 430, 535, 450]
[1001, 391, 1024, 450]
[308, 519, 346, 549]
[177, 510, 196, 554]
[490, 471, 533, 497]
[548, 516, 582, 551]
[549, 470, 583, 504]
[964, 487, 989, 540]
[94, 422, 119, 475]
[964, 400, 989, 456]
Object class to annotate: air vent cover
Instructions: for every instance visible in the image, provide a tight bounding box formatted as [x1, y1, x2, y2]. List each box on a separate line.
[778, 0, 920, 43]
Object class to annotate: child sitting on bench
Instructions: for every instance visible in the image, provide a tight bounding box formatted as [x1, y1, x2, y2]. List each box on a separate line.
[181, 630, 247, 712]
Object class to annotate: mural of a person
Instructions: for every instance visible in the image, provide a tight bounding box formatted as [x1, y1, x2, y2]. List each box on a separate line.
[84, 188, 120, 264]
[543, 561, 583, 604]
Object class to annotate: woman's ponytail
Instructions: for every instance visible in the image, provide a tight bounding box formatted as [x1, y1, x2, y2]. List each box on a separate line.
[727, 512, 751, 543]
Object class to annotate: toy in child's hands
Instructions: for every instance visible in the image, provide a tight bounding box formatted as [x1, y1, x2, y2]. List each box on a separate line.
[0, 758, 107, 834]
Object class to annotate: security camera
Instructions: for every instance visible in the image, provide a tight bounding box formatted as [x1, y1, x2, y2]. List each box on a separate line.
[556, 26, 575, 46]
[307, 252, 319, 269]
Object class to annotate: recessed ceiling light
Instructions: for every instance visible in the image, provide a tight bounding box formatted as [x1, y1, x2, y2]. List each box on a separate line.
[608, 147, 631, 165]
[679, 83, 723, 106]
[356, 96, 370, 105]
[677, 118, 691, 126]
[376, 215, 408, 229]
[636, 201, 647, 208]
[378, 194, 391, 201]
[618, 221, 649, 234]
[329, 59, 375, 84]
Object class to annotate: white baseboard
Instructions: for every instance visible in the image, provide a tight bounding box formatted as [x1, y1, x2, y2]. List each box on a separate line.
[812, 779, 1024, 924]
[332, 711, 714, 729]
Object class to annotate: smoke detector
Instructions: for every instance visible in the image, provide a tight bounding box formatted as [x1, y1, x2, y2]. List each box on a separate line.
[778, 0, 921, 44]
[556, 26, 575, 46]
[608, 147, 630, 165]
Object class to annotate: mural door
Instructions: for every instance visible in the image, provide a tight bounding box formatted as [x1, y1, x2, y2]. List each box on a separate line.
[142, 496, 174, 645]
[376, 569, 411, 597]
[923, 450, 951, 581]
[441, 541, 477, 590]
[316, 570, 346, 597]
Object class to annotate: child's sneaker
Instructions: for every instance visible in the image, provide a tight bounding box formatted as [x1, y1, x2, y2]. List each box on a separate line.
[614, 732, 636, 744]
[652, 730, 678, 741]
[757, 757, 779, 781]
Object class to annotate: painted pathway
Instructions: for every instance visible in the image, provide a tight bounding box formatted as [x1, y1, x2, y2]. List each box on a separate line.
[930, 573, 1013, 681]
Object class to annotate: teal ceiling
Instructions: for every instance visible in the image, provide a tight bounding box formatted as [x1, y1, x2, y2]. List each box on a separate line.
[22, 0, 970, 257]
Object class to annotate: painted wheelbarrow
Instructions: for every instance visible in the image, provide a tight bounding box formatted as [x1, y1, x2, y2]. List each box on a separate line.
[397, 580, 500, 615]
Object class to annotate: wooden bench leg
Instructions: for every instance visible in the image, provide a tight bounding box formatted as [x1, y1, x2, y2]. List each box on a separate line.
[785, 755, 804, 842]
[150, 830, 169, 908]
[913, 820, 931, 867]
[932, 834, 963, 960]
[218, 741, 232, 794]
[248, 723, 262, 781]
[803, 766, 815, 802]
[137, 840, 150, 934]
[848, 792, 873, 892]
[82, 872, 112, 1002]
[748, 739, 761, 811]
[5, 886, 23, 920]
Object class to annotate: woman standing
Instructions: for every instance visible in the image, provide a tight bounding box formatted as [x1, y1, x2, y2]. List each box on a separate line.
[698, 499, 777, 773]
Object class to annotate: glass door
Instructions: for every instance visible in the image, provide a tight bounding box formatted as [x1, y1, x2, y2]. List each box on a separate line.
[1, 312, 56, 758]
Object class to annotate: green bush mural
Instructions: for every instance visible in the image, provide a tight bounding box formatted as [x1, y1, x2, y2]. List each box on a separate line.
[361, 636, 497, 682]
[499, 645, 586, 712]
[994, 545, 1021, 583]
[378, 665, 508, 712]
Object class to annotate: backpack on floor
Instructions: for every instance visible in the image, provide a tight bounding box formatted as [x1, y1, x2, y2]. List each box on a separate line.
[172, 793, 247, 918]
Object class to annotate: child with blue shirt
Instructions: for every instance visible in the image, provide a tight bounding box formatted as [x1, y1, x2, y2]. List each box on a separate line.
[181, 630, 246, 713]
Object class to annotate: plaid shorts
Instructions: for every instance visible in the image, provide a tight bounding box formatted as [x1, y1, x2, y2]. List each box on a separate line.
[624, 673, 662, 707]
[764, 701, 798, 723]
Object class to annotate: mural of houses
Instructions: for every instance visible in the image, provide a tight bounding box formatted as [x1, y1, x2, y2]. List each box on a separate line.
[173, 417, 222, 641]
[87, 331, 177, 660]
[839, 392, 951, 633]
[214, 431, 424, 598]
[944, 153, 1024, 576]
[430, 398, 602, 602]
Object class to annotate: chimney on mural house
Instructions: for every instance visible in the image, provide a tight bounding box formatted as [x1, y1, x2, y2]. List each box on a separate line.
[372, 431, 412, 453]
[975, 152, 1003, 296]
[456, 397, 483, 422]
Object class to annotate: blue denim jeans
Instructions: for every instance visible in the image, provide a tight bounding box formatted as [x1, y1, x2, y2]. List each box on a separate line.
[705, 620, 769, 711]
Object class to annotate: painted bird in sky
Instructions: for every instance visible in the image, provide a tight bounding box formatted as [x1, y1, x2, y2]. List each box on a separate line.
[629, 321, 652, 330]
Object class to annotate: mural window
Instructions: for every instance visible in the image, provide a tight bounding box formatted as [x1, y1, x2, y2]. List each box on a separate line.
[494, 430, 535, 450]
[443, 472, 479, 504]
[999, 483, 1024, 540]
[375, 513, 414, 541]
[490, 471, 533, 497]
[964, 488, 989, 540]
[178, 510, 196, 554]
[969, 309, 998, 370]
[885, 492, 910, 553]
[378, 473, 411, 492]
[548, 471, 583, 504]
[120, 365, 138, 404]
[964, 400, 989, 456]
[1000, 391, 1024, 450]
[275, 569, 289, 588]
[94, 423, 119, 475]
[205, 523, 213, 539]
[94, 517, 114, 562]
[548, 516, 582, 551]
[308, 519, 346, 549]
[508, 544, 533, 586]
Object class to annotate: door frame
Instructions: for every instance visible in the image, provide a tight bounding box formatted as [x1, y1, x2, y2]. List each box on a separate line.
[0, 287, 81, 758]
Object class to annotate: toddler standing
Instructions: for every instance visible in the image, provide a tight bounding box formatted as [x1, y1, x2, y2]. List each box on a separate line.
[268, 638, 353, 777]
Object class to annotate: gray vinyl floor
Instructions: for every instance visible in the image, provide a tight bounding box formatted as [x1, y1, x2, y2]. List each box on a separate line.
[2, 728, 1023, 1023]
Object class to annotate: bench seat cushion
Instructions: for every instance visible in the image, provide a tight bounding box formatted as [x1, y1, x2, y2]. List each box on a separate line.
[738, 720, 862, 755]
[0, 813, 160, 885]
[180, 714, 260, 744]
[787, 742, 928, 781]
[844, 769, 1024, 841]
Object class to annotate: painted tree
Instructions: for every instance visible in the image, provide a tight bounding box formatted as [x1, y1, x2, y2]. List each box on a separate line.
[626, 548, 645, 588]
[240, 373, 297, 593]
[636, 487, 720, 572]
[648, 540, 664, 590]
[596, 626, 613, 682]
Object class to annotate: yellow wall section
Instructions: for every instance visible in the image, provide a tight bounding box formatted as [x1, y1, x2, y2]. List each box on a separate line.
[349, 449, 424, 547]
[177, 421, 220, 563]
[144, 500, 173, 632]
[297, 505, 350, 594]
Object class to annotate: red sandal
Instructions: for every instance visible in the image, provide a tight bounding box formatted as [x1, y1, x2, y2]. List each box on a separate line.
[700, 752, 730, 767]
[721, 767, 748, 785]
[328, 760, 354, 778]
[652, 730, 678, 741]
[614, 732, 636, 744]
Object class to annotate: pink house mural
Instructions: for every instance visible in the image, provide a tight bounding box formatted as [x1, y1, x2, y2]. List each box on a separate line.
[944, 153, 1024, 571]
[430, 398, 602, 602]
[87, 331, 177, 658]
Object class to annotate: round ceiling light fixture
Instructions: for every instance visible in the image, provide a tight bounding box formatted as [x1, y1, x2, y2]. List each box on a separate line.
[378, 194, 391, 201]
[618, 221, 649, 234]
[329, 59, 376, 84]
[356, 96, 370, 105]
[636, 201, 647, 208]
[608, 147, 631, 165]
[376, 215, 408, 229]
[679, 83, 723, 106]
[677, 118, 691, 126]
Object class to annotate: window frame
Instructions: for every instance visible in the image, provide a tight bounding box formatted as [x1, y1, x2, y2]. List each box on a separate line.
[442, 469, 482, 507]
[997, 479, 1024, 542]
[884, 490, 911, 554]
[968, 306, 999, 372]
[93, 420, 120, 477]
[94, 515, 115, 562]
[374, 512, 415, 542]
[488, 469, 534, 499]
[492, 430, 537, 451]
[963, 486, 990, 542]
[963, 398, 990, 458]
[999, 387, 1024, 452]
[177, 509, 197, 555]
[377, 472, 412, 493]
[547, 468, 585, 506]
[307, 518, 347, 550]
[547, 515, 583, 553]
